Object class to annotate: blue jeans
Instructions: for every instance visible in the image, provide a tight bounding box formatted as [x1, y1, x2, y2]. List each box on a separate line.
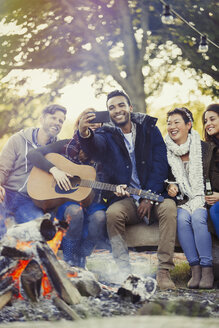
[60, 202, 107, 264]
[177, 207, 212, 266]
[0, 189, 44, 231]
[210, 201, 219, 239]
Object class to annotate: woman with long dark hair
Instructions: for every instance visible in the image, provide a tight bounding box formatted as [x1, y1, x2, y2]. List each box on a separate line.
[165, 107, 214, 289]
[202, 104, 219, 239]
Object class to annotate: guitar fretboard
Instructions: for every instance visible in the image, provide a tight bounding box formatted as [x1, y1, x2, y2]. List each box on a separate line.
[79, 179, 162, 202]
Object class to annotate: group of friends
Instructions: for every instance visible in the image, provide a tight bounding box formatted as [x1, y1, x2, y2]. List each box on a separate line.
[0, 90, 218, 290]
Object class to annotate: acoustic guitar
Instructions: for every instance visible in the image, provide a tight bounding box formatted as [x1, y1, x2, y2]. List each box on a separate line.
[27, 153, 164, 211]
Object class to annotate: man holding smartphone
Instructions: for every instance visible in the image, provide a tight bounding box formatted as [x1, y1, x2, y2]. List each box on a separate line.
[78, 90, 177, 289]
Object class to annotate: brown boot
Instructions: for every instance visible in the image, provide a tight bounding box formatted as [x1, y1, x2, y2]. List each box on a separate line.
[187, 265, 201, 289]
[156, 269, 176, 290]
[199, 267, 214, 289]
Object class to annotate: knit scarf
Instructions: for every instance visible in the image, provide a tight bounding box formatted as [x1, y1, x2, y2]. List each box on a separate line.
[165, 130, 205, 213]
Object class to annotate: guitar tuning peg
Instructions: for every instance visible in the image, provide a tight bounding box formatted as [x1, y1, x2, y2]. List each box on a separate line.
[155, 202, 159, 206]
[150, 201, 154, 204]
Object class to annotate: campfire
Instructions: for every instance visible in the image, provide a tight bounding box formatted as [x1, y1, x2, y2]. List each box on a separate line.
[0, 214, 81, 314]
[0, 214, 160, 322]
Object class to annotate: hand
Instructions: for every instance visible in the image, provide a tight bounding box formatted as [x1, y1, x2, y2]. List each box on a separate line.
[0, 185, 5, 203]
[49, 167, 73, 191]
[205, 192, 219, 206]
[114, 184, 130, 197]
[168, 183, 179, 198]
[137, 199, 153, 220]
[78, 109, 96, 138]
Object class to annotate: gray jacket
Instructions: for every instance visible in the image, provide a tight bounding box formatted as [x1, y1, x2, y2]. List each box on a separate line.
[0, 127, 56, 194]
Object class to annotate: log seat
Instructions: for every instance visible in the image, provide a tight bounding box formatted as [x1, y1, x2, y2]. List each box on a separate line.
[125, 222, 219, 280]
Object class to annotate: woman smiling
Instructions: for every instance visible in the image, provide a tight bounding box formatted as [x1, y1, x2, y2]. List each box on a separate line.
[165, 107, 214, 289]
[202, 104, 219, 240]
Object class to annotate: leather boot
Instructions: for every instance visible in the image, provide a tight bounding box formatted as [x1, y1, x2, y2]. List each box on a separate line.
[199, 267, 214, 289]
[156, 269, 176, 289]
[187, 265, 201, 289]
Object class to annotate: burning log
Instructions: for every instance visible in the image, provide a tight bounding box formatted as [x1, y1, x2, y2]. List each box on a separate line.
[118, 274, 157, 303]
[1, 246, 30, 259]
[0, 214, 81, 308]
[1, 214, 56, 245]
[20, 260, 43, 302]
[0, 256, 18, 278]
[53, 296, 81, 321]
[0, 276, 14, 296]
[0, 291, 12, 310]
[36, 242, 81, 305]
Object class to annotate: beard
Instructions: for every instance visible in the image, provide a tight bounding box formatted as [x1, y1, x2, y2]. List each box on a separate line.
[111, 113, 130, 127]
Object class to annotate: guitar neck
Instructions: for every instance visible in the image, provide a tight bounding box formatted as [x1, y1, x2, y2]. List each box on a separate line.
[80, 179, 162, 203]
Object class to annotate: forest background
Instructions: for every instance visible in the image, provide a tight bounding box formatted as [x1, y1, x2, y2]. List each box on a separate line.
[0, 0, 218, 150]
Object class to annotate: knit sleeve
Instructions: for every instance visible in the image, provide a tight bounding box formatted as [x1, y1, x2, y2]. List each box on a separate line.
[27, 139, 70, 172]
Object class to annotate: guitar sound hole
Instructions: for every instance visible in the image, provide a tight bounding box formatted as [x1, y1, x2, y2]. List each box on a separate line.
[70, 176, 81, 188]
[55, 176, 81, 194]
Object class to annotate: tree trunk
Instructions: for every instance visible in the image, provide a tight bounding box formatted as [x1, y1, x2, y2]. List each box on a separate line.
[120, 71, 147, 114]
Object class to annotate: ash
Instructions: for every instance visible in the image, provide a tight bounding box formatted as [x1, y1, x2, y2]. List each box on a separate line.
[72, 289, 143, 319]
[0, 289, 142, 323]
[0, 286, 218, 323]
[0, 298, 61, 323]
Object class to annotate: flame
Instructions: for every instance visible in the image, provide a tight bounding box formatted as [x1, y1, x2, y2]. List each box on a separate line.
[41, 270, 53, 297]
[47, 229, 64, 254]
[67, 272, 78, 278]
[7, 240, 54, 298]
[6, 223, 78, 300]
[9, 259, 30, 299]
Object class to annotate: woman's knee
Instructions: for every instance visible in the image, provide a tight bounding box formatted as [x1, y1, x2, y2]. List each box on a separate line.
[88, 210, 107, 239]
[64, 204, 83, 220]
[191, 208, 207, 226]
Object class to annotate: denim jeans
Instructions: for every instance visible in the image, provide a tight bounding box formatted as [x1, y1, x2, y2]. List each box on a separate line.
[0, 188, 44, 228]
[177, 207, 212, 266]
[61, 202, 107, 263]
[210, 201, 219, 239]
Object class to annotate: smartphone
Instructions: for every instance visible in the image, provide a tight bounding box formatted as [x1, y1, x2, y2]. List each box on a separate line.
[89, 111, 110, 123]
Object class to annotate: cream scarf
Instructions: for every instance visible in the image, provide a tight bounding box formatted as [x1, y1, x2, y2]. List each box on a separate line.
[165, 130, 205, 213]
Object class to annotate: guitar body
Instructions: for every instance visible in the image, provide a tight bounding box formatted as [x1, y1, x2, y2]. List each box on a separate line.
[27, 153, 96, 210]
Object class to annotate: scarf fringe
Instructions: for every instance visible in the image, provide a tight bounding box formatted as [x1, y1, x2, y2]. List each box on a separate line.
[165, 130, 205, 213]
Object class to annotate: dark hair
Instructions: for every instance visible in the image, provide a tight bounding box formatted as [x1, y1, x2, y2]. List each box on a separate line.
[202, 103, 219, 142]
[106, 90, 131, 107]
[167, 107, 194, 124]
[42, 104, 67, 117]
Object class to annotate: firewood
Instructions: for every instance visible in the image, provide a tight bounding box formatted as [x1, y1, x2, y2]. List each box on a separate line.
[36, 242, 81, 305]
[2, 214, 56, 243]
[1, 246, 30, 259]
[0, 276, 14, 296]
[20, 260, 43, 302]
[0, 256, 18, 277]
[53, 295, 81, 320]
[0, 290, 12, 310]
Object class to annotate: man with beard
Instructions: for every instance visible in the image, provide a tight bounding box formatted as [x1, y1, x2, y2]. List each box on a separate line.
[78, 90, 177, 289]
[0, 104, 67, 235]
